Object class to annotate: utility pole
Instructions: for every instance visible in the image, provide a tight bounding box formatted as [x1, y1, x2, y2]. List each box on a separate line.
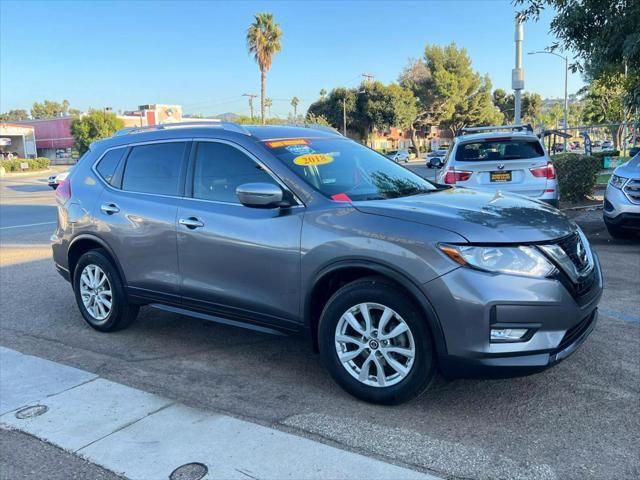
[362, 73, 375, 85]
[512, 18, 525, 125]
[242, 93, 257, 122]
[343, 97, 347, 135]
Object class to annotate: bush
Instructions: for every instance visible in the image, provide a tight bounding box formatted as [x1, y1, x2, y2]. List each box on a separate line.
[551, 153, 601, 203]
[0, 157, 50, 172]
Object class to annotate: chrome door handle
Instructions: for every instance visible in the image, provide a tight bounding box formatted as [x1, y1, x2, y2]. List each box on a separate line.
[100, 203, 120, 215]
[179, 217, 205, 229]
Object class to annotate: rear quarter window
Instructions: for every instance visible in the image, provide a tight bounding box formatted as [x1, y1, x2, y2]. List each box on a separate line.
[96, 148, 127, 186]
[456, 139, 544, 161]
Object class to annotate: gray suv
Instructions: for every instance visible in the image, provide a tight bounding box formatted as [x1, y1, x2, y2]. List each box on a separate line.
[52, 123, 602, 404]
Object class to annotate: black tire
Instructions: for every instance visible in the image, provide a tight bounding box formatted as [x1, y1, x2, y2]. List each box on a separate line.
[318, 277, 436, 405]
[73, 249, 138, 332]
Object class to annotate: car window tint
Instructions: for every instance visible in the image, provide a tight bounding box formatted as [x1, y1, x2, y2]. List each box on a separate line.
[96, 148, 126, 186]
[122, 142, 186, 195]
[193, 142, 275, 203]
[456, 139, 544, 161]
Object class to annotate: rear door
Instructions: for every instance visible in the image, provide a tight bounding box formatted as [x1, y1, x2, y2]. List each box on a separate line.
[95, 140, 189, 301]
[453, 137, 549, 197]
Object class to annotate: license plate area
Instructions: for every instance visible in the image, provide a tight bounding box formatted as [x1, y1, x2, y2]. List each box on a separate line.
[490, 171, 512, 182]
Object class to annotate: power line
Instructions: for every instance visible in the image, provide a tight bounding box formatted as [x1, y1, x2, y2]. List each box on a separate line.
[242, 93, 257, 121]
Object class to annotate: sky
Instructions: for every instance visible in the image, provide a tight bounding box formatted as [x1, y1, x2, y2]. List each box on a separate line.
[0, 0, 583, 118]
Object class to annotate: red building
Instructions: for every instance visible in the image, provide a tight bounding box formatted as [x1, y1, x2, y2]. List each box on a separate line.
[16, 117, 74, 161]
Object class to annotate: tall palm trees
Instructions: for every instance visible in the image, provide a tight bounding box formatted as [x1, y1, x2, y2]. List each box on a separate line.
[291, 96, 299, 119]
[247, 13, 282, 124]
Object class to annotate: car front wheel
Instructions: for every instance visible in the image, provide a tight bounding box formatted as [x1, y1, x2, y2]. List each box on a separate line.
[319, 277, 436, 404]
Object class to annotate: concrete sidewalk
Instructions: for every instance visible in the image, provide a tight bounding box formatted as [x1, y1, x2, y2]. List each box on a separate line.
[0, 347, 438, 480]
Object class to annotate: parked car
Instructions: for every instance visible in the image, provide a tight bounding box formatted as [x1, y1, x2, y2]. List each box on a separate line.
[552, 142, 565, 153]
[436, 125, 560, 208]
[426, 148, 448, 168]
[601, 140, 614, 150]
[52, 123, 601, 405]
[593, 140, 603, 148]
[385, 149, 410, 163]
[603, 152, 640, 238]
[48, 168, 73, 189]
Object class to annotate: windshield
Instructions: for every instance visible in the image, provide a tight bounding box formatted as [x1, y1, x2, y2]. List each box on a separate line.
[266, 138, 436, 201]
[456, 139, 544, 161]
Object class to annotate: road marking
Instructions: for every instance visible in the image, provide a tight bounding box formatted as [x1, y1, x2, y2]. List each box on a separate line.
[0, 221, 56, 230]
[600, 308, 640, 323]
[0, 347, 438, 480]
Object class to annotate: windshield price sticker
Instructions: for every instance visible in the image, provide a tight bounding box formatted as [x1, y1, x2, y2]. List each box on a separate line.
[293, 153, 334, 166]
[285, 144, 314, 155]
[266, 139, 309, 148]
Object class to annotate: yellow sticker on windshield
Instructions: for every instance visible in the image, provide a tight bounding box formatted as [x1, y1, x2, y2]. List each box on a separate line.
[293, 153, 333, 166]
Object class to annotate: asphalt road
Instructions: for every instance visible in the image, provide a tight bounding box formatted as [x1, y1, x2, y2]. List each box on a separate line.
[1, 170, 638, 480]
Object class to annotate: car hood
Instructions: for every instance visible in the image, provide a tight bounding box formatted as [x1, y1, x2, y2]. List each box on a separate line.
[614, 156, 639, 178]
[353, 187, 576, 243]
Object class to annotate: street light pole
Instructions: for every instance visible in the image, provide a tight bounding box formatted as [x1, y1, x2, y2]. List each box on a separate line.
[528, 51, 569, 152]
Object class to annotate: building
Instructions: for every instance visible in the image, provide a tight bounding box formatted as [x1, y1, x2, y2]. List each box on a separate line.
[369, 125, 452, 152]
[0, 123, 37, 158]
[119, 104, 183, 127]
[16, 117, 74, 161]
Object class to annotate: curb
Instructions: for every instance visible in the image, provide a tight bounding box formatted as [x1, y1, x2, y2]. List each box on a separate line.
[0, 169, 52, 178]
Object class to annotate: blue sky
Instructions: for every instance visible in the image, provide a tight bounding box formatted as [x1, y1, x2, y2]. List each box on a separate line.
[1, 0, 582, 118]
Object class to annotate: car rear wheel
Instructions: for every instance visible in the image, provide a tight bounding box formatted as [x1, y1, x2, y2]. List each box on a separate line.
[73, 249, 138, 332]
[319, 277, 435, 404]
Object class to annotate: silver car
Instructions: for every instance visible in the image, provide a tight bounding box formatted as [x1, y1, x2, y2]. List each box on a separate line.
[51, 123, 601, 405]
[386, 149, 410, 163]
[603, 153, 640, 238]
[436, 125, 560, 207]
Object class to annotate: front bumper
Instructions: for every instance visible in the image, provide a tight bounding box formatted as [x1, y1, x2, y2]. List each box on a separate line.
[423, 252, 603, 378]
[603, 183, 640, 228]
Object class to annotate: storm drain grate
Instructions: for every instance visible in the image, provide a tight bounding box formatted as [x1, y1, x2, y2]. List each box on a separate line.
[15, 405, 49, 419]
[169, 462, 208, 480]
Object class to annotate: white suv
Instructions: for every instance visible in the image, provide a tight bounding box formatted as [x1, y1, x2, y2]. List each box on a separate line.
[436, 125, 559, 207]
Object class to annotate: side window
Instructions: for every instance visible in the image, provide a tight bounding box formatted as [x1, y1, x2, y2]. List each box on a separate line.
[96, 148, 126, 186]
[122, 142, 187, 195]
[193, 142, 276, 203]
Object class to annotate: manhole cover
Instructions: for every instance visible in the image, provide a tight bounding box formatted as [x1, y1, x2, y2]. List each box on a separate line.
[15, 405, 48, 419]
[169, 462, 208, 480]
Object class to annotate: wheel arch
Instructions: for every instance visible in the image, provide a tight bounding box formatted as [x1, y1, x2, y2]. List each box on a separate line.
[68, 234, 127, 285]
[304, 260, 447, 357]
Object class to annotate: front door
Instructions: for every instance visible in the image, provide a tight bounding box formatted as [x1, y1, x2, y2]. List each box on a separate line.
[177, 140, 303, 328]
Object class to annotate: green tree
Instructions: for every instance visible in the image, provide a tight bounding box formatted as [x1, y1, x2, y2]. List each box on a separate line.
[493, 89, 542, 124]
[305, 112, 331, 127]
[291, 96, 299, 119]
[70, 110, 124, 155]
[400, 43, 503, 146]
[0, 109, 29, 122]
[319, 88, 327, 99]
[246, 12, 282, 125]
[31, 100, 66, 119]
[515, 0, 639, 78]
[264, 97, 273, 118]
[538, 102, 565, 129]
[581, 71, 634, 149]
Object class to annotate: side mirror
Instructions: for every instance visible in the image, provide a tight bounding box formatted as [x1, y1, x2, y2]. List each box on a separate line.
[236, 182, 287, 209]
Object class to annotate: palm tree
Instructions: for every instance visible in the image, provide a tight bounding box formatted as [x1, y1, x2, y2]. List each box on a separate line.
[291, 96, 299, 120]
[265, 98, 273, 118]
[247, 13, 282, 124]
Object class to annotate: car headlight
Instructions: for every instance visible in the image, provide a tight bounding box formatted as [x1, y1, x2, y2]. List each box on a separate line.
[438, 244, 556, 278]
[609, 174, 628, 189]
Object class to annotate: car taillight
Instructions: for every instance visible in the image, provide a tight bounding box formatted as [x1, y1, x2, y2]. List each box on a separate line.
[55, 178, 71, 202]
[443, 168, 472, 184]
[530, 162, 556, 179]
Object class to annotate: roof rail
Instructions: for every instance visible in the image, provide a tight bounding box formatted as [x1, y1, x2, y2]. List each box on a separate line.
[283, 123, 342, 136]
[114, 121, 252, 137]
[456, 124, 533, 136]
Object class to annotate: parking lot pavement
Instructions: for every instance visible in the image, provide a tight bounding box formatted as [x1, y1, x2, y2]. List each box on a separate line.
[1, 172, 639, 480]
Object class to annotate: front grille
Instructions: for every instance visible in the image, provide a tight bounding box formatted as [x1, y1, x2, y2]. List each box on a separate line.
[556, 312, 596, 352]
[555, 233, 590, 272]
[623, 178, 640, 204]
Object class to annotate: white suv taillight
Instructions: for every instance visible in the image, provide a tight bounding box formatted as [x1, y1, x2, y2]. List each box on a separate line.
[530, 162, 556, 179]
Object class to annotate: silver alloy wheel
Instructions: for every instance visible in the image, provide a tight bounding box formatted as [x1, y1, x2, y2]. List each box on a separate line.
[79, 264, 112, 322]
[334, 302, 415, 388]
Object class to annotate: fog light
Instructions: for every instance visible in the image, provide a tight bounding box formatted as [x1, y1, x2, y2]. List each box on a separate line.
[491, 328, 528, 342]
